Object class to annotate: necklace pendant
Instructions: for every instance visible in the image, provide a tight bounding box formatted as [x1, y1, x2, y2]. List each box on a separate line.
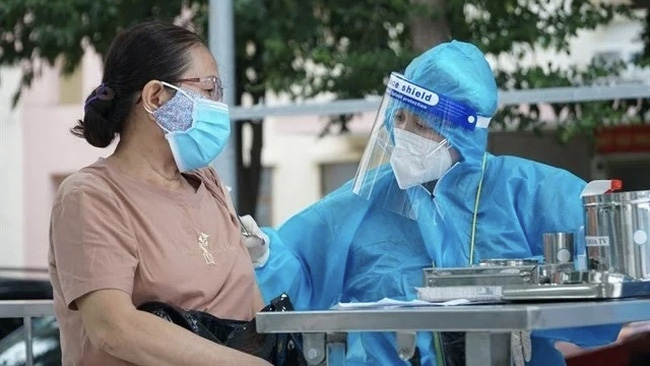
[198, 232, 215, 265]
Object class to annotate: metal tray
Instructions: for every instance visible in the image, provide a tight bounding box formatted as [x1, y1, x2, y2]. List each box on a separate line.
[422, 265, 650, 302]
[423, 265, 539, 287]
[502, 281, 650, 301]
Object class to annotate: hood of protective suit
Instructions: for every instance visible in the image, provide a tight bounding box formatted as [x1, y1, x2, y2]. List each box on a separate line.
[401, 40, 498, 165]
[354, 40, 499, 221]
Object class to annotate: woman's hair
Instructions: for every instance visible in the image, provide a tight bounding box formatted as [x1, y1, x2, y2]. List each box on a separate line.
[72, 21, 204, 147]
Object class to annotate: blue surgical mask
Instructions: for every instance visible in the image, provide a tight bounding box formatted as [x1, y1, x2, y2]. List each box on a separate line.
[147, 82, 231, 172]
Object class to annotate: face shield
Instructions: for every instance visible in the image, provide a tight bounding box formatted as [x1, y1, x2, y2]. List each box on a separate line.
[352, 72, 491, 220]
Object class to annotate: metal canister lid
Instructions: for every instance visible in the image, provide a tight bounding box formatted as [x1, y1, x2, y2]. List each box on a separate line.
[582, 190, 650, 206]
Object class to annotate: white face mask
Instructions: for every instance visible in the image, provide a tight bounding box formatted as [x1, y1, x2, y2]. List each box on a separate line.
[390, 128, 453, 189]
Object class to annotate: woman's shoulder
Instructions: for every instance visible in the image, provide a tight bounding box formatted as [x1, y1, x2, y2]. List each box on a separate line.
[56, 160, 115, 201]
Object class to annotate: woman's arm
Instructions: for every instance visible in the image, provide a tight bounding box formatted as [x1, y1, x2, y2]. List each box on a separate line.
[76, 289, 271, 366]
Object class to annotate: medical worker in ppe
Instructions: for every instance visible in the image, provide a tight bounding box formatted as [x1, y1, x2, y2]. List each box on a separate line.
[243, 40, 620, 366]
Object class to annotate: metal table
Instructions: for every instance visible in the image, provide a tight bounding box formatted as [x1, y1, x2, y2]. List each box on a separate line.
[256, 298, 650, 365]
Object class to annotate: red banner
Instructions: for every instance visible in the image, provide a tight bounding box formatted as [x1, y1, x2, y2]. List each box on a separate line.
[595, 125, 650, 154]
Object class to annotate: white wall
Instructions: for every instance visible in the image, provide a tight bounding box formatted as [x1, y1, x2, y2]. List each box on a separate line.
[261, 116, 369, 226]
[490, 12, 648, 82]
[21, 52, 111, 268]
[0, 67, 25, 268]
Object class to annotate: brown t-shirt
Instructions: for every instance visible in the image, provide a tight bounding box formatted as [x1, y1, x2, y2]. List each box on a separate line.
[48, 159, 261, 365]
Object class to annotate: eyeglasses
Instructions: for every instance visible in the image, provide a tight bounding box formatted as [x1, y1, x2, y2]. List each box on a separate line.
[173, 76, 223, 102]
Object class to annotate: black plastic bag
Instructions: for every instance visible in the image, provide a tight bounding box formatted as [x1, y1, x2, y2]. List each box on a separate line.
[439, 332, 466, 366]
[138, 293, 307, 365]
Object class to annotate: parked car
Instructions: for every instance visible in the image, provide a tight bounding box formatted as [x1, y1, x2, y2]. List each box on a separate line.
[0, 271, 60, 365]
[0, 317, 60, 366]
[0, 275, 53, 340]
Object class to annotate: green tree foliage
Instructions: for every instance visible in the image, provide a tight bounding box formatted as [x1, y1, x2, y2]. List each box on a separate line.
[636, 8, 650, 67]
[2, 1, 644, 129]
[0, 0, 190, 103]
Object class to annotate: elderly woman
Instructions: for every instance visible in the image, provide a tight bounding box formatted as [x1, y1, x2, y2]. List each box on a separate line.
[48, 21, 269, 366]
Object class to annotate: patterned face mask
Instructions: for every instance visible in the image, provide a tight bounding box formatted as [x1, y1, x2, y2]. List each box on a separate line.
[146, 82, 231, 172]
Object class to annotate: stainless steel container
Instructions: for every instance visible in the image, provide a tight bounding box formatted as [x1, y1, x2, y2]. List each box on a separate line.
[583, 190, 650, 280]
[543, 233, 574, 264]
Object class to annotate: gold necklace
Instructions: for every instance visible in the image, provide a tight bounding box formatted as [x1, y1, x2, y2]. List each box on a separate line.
[179, 204, 216, 266]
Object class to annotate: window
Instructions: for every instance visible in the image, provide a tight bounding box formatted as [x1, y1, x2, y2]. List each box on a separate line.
[320, 162, 359, 197]
[51, 173, 71, 197]
[593, 50, 625, 68]
[59, 66, 82, 104]
[599, 157, 650, 191]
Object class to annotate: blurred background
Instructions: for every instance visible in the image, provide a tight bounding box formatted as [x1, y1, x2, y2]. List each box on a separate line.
[1, 0, 649, 271]
[0, 0, 649, 363]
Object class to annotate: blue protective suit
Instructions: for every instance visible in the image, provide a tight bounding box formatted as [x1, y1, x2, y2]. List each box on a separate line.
[256, 41, 620, 365]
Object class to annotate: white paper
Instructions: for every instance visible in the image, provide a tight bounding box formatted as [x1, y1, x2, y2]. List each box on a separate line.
[332, 297, 472, 310]
[416, 286, 503, 303]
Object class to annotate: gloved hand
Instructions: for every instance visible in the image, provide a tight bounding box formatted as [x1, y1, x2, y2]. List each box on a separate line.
[511, 331, 532, 366]
[239, 215, 270, 268]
